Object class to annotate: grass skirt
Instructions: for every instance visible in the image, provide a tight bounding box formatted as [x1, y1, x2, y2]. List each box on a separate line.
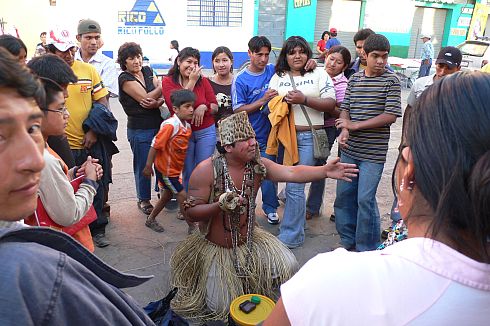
[170, 227, 298, 323]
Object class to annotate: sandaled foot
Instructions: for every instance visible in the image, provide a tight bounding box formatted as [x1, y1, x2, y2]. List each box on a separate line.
[137, 200, 154, 215]
[145, 218, 164, 233]
[306, 211, 319, 220]
[176, 211, 185, 220]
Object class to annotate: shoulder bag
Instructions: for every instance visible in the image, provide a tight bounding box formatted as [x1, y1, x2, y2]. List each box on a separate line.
[288, 72, 330, 160]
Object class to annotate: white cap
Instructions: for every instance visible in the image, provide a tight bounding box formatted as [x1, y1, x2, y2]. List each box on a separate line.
[47, 28, 77, 52]
[420, 34, 431, 39]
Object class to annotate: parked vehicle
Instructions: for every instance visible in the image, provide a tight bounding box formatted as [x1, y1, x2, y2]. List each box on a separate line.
[457, 37, 490, 71]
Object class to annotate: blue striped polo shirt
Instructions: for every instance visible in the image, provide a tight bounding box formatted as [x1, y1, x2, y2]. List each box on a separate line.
[340, 70, 401, 163]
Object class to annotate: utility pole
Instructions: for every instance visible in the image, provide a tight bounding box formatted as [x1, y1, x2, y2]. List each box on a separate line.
[0, 18, 7, 35]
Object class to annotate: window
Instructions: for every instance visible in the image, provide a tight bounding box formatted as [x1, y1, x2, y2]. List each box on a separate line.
[187, 0, 243, 27]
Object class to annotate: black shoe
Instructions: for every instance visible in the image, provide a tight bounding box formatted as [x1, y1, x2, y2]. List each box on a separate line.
[329, 214, 335, 222]
[93, 233, 110, 248]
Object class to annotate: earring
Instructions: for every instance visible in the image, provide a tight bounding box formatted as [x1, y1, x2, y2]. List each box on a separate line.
[407, 180, 415, 191]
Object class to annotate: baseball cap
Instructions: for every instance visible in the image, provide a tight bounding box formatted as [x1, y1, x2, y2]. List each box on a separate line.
[330, 27, 338, 34]
[435, 46, 462, 68]
[77, 19, 101, 35]
[420, 34, 431, 39]
[48, 29, 77, 52]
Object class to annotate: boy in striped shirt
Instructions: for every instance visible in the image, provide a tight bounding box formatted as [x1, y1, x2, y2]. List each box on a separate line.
[334, 34, 402, 251]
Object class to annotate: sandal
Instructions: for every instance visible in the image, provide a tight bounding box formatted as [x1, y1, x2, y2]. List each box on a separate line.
[306, 211, 319, 220]
[176, 211, 185, 220]
[137, 200, 154, 215]
[145, 218, 165, 233]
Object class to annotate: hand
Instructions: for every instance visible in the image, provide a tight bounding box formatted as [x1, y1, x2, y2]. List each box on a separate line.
[261, 88, 278, 105]
[324, 157, 359, 182]
[142, 165, 154, 178]
[140, 97, 159, 109]
[337, 128, 349, 149]
[305, 58, 317, 71]
[335, 118, 357, 131]
[83, 159, 97, 181]
[77, 156, 103, 180]
[189, 65, 203, 83]
[284, 90, 305, 105]
[82, 130, 98, 149]
[191, 104, 207, 127]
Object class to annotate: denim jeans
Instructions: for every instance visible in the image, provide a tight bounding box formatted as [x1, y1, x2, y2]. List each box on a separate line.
[418, 58, 432, 78]
[306, 126, 339, 215]
[259, 142, 279, 215]
[278, 131, 321, 248]
[72, 149, 107, 235]
[334, 153, 384, 251]
[127, 128, 158, 201]
[183, 125, 216, 191]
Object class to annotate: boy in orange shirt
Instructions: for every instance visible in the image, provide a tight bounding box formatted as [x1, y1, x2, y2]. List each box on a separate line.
[143, 89, 195, 232]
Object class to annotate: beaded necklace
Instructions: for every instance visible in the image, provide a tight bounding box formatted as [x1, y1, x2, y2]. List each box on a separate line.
[221, 155, 256, 278]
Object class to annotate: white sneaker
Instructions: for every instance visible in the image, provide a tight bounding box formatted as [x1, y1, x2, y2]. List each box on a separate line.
[267, 212, 280, 225]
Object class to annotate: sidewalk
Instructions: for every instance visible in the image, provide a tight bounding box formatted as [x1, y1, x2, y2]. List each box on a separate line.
[97, 89, 408, 305]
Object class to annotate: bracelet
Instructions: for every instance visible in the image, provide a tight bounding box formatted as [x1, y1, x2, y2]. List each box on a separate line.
[303, 96, 308, 106]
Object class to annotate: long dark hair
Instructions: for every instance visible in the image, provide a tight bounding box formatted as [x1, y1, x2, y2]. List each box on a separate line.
[212, 46, 234, 74]
[275, 36, 312, 77]
[167, 47, 200, 85]
[171, 40, 179, 52]
[403, 71, 490, 262]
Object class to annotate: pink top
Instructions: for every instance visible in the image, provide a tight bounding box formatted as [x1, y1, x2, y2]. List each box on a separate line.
[324, 72, 348, 127]
[281, 238, 490, 325]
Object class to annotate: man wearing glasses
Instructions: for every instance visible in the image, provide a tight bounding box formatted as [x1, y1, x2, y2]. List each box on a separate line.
[45, 29, 111, 248]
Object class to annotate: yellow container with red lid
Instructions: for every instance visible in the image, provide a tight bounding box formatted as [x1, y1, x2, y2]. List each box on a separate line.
[229, 294, 275, 326]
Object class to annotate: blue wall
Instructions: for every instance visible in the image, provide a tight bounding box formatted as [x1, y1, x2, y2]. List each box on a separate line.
[285, 0, 318, 42]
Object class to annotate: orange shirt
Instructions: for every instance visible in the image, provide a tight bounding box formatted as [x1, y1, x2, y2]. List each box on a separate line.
[152, 115, 192, 177]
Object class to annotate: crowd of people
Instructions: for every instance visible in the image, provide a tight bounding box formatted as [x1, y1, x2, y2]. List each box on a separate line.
[0, 17, 489, 325]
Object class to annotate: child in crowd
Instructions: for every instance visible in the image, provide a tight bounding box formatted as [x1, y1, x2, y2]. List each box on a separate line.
[334, 34, 402, 251]
[143, 89, 195, 233]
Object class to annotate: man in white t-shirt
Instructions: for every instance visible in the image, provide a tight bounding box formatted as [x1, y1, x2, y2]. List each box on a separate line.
[75, 19, 119, 97]
[407, 46, 462, 107]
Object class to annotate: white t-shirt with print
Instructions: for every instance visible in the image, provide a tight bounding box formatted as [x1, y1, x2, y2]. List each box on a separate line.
[269, 68, 336, 127]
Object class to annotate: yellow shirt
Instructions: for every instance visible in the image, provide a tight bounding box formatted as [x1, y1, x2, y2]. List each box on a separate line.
[66, 60, 108, 149]
[481, 64, 490, 73]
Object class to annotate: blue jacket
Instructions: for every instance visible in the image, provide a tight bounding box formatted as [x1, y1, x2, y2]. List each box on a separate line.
[0, 226, 155, 325]
[82, 103, 119, 186]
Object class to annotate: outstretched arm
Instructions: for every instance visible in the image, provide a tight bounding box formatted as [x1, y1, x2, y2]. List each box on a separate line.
[263, 157, 358, 183]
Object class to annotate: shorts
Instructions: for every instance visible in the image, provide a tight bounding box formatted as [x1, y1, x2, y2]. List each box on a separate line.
[156, 171, 183, 195]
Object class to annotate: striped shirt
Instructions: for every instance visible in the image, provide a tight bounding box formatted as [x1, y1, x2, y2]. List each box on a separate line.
[340, 70, 401, 163]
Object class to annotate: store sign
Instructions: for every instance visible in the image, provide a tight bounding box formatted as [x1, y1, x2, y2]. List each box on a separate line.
[450, 28, 467, 36]
[294, 0, 311, 8]
[458, 17, 471, 27]
[461, 7, 473, 15]
[118, 0, 166, 35]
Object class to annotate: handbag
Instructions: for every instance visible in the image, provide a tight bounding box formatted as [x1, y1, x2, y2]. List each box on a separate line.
[25, 175, 97, 236]
[288, 73, 330, 160]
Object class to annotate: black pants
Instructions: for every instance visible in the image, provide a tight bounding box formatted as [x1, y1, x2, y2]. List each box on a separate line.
[72, 149, 108, 236]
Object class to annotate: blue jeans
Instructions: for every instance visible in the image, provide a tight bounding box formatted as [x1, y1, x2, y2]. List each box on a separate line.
[259, 142, 279, 215]
[183, 124, 216, 191]
[334, 153, 384, 251]
[418, 58, 432, 78]
[306, 126, 339, 214]
[127, 128, 158, 201]
[278, 131, 321, 248]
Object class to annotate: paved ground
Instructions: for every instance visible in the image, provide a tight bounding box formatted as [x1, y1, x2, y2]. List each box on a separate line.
[95, 84, 409, 306]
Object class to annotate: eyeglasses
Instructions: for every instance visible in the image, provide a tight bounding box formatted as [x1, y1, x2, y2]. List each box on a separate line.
[43, 106, 69, 115]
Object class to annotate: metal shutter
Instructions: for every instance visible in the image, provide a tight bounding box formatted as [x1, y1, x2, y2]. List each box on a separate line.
[315, 0, 360, 57]
[258, 0, 287, 48]
[408, 6, 448, 58]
